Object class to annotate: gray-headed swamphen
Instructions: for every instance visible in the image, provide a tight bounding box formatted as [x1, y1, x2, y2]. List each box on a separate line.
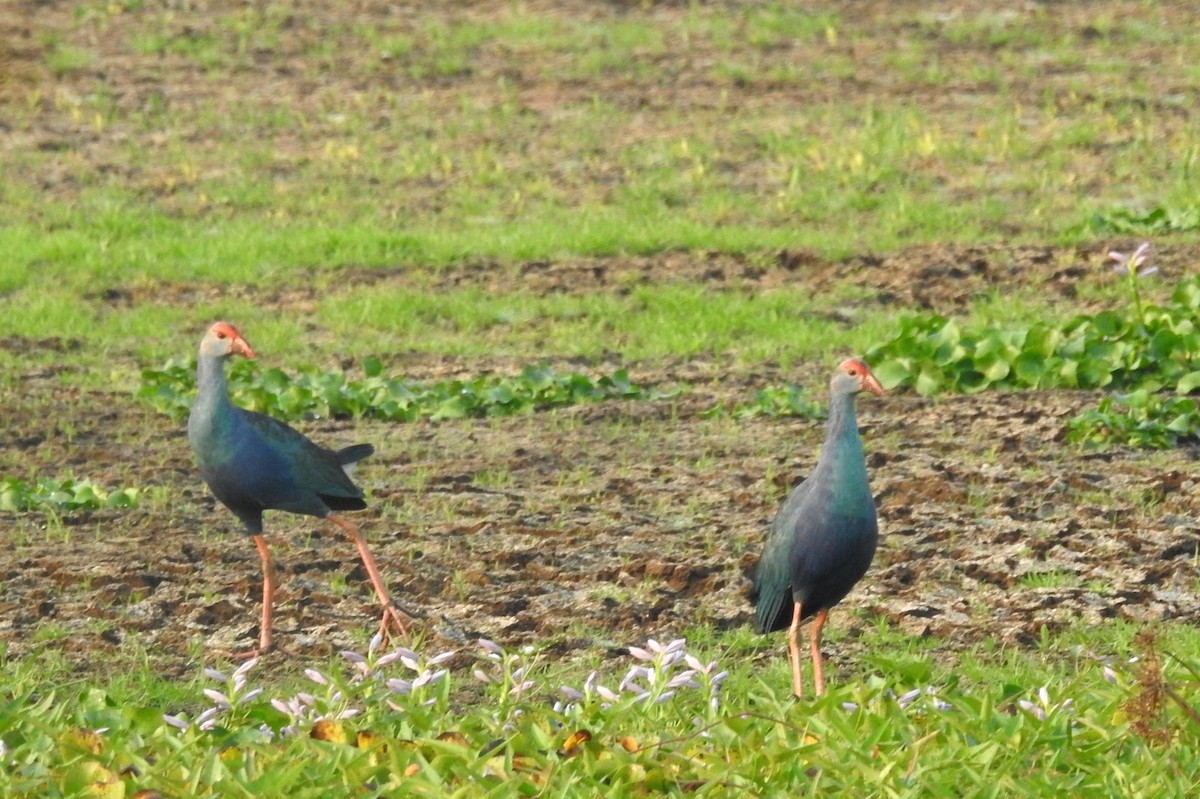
[187, 321, 411, 656]
[750, 358, 885, 698]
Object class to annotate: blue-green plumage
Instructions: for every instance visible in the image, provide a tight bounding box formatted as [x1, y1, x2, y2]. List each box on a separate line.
[184, 322, 406, 656]
[188, 333, 372, 534]
[748, 358, 884, 696]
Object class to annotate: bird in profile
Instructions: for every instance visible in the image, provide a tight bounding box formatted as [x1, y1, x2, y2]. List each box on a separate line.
[750, 358, 885, 698]
[187, 321, 410, 656]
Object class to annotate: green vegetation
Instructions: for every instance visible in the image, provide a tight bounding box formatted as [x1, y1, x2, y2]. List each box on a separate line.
[0, 477, 139, 512]
[1, 629, 1196, 796]
[868, 256, 1200, 447]
[139, 359, 664, 423]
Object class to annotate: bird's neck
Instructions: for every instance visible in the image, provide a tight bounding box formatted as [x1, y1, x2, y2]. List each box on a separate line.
[192, 353, 235, 427]
[819, 390, 870, 494]
[823, 391, 861, 450]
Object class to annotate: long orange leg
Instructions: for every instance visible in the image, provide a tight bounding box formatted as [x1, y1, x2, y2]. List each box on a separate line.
[787, 603, 805, 699]
[328, 513, 410, 645]
[229, 534, 275, 659]
[809, 608, 830, 696]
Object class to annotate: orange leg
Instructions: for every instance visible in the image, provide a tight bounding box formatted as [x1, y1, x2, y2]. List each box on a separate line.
[809, 608, 830, 696]
[328, 513, 410, 645]
[787, 603, 805, 699]
[228, 534, 276, 659]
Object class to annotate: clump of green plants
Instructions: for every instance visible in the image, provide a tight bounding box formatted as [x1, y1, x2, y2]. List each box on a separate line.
[703, 383, 828, 420]
[868, 243, 1200, 447]
[733, 383, 828, 420]
[139, 358, 668, 423]
[0, 476, 139, 512]
[1090, 205, 1200, 235]
[1, 632, 1197, 796]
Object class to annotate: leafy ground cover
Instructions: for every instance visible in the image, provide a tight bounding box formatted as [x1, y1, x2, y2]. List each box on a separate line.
[2, 0, 1200, 795]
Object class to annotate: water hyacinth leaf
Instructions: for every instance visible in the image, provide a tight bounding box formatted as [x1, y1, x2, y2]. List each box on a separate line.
[61, 760, 124, 799]
[138, 359, 659, 423]
[1171, 369, 1200, 397]
[975, 354, 1010, 383]
[870, 359, 911, 390]
[1012, 352, 1047, 385]
[914, 367, 944, 396]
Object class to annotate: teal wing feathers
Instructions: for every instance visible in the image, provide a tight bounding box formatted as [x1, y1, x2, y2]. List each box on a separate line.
[750, 478, 814, 633]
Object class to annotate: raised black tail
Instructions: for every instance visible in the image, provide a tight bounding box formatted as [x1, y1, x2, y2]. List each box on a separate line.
[337, 444, 375, 466]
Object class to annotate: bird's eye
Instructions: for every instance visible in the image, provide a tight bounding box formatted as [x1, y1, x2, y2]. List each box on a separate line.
[216, 332, 226, 339]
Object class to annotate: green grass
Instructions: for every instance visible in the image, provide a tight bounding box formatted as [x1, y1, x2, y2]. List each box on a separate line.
[3, 2, 1198, 299]
[1, 622, 1196, 796]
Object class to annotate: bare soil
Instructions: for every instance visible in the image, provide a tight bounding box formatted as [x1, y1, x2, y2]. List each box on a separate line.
[3, 245, 1199, 678]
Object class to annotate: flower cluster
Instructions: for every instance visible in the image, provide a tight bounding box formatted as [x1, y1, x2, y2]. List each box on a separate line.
[841, 685, 952, 715]
[163, 657, 264, 733]
[1108, 241, 1157, 319]
[335, 632, 455, 711]
[473, 638, 537, 700]
[1017, 686, 1074, 722]
[556, 638, 728, 716]
[1108, 242, 1157, 278]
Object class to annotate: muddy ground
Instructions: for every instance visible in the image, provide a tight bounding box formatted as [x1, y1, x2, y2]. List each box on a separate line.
[2, 243, 1199, 678]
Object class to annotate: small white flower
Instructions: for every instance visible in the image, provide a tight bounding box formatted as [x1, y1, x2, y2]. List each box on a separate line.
[667, 670, 699, 690]
[202, 689, 231, 709]
[1108, 242, 1157, 277]
[162, 714, 190, 731]
[897, 688, 922, 709]
[428, 650, 457, 666]
[559, 686, 584, 701]
[233, 658, 259, 679]
[239, 687, 264, 704]
[413, 669, 447, 689]
[1103, 665, 1118, 685]
[304, 669, 329, 686]
[473, 669, 494, 684]
[386, 678, 413, 695]
[195, 707, 220, 731]
[1017, 699, 1047, 721]
[203, 668, 228, 682]
[478, 638, 504, 657]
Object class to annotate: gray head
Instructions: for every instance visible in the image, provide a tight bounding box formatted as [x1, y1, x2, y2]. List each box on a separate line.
[831, 358, 885, 397]
[198, 321, 256, 361]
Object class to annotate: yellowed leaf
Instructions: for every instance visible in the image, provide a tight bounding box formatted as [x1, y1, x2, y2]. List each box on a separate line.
[557, 729, 592, 758]
[60, 727, 105, 757]
[310, 719, 350, 745]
